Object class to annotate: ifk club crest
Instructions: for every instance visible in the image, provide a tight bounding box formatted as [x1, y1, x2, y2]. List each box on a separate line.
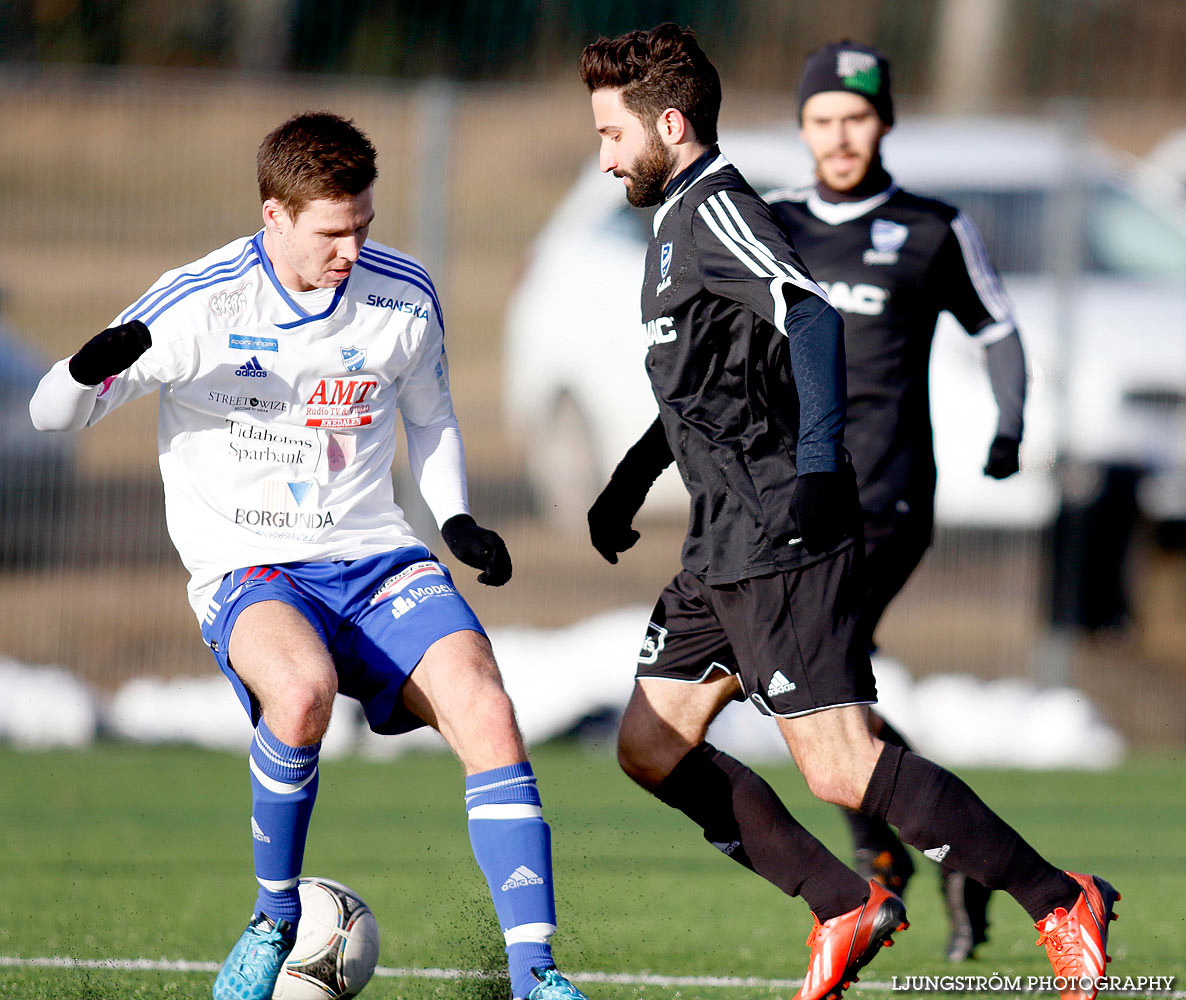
[863, 219, 909, 265]
[341, 345, 367, 372]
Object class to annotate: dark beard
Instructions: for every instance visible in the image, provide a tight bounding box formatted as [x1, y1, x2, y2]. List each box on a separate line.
[622, 131, 675, 208]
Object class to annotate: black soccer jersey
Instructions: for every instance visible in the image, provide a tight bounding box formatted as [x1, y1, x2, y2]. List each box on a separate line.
[768, 183, 1019, 518]
[640, 150, 848, 584]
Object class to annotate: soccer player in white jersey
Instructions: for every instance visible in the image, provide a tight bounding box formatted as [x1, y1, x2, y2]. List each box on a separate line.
[30, 112, 589, 1000]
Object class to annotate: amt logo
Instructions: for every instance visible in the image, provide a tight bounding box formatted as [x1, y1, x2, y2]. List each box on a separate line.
[306, 379, 379, 406]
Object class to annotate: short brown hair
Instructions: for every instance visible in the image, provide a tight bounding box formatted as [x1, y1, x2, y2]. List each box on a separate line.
[257, 112, 377, 217]
[578, 23, 721, 145]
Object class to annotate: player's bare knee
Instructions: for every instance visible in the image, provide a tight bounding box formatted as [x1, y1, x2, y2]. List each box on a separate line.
[266, 678, 336, 745]
[617, 725, 683, 791]
[617, 744, 664, 791]
[616, 722, 650, 781]
[439, 685, 526, 771]
[471, 686, 519, 740]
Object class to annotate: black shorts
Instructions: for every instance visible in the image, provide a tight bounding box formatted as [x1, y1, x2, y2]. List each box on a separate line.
[635, 547, 877, 718]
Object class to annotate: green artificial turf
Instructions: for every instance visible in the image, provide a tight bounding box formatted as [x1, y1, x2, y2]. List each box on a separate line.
[0, 743, 1182, 999]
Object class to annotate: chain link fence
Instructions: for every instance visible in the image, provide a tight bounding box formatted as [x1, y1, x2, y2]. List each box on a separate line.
[0, 2, 1184, 744]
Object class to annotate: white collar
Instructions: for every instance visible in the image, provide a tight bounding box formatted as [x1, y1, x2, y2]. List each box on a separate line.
[805, 183, 898, 226]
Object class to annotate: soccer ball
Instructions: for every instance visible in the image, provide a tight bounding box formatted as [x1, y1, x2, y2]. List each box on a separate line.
[271, 877, 380, 999]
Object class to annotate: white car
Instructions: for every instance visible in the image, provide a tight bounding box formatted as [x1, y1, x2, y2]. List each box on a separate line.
[1146, 126, 1186, 203]
[504, 118, 1186, 529]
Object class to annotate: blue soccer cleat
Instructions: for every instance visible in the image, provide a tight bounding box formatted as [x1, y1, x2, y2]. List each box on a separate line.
[525, 966, 590, 999]
[212, 912, 296, 1000]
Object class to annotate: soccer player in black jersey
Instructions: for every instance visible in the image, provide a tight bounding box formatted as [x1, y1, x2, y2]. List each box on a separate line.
[579, 24, 1118, 1000]
[761, 41, 1028, 962]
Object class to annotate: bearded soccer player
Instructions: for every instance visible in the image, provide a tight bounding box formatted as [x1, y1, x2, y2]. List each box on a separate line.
[579, 23, 1118, 1000]
[30, 112, 588, 1000]
[760, 41, 1029, 961]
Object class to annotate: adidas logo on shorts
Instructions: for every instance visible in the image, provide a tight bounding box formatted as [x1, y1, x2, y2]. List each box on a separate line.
[767, 670, 796, 697]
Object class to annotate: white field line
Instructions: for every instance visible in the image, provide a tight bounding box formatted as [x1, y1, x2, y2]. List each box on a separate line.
[0, 956, 1181, 997]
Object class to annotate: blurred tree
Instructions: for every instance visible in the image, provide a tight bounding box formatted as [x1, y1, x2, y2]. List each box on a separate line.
[0, 0, 36, 60]
[932, 0, 1012, 113]
[5, 0, 126, 64]
[1, 0, 1184, 105]
[289, 0, 365, 72]
[231, 0, 295, 71]
[286, 0, 735, 79]
[79, 0, 128, 64]
[118, 0, 231, 67]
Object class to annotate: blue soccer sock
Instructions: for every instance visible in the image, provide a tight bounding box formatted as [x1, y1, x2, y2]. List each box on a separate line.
[248, 718, 320, 929]
[465, 762, 557, 999]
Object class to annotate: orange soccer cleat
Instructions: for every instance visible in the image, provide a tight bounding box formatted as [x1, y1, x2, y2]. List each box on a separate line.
[793, 880, 908, 1000]
[1035, 871, 1121, 1000]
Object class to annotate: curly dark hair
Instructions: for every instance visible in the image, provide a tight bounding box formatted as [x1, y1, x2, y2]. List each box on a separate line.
[257, 111, 377, 218]
[578, 22, 721, 145]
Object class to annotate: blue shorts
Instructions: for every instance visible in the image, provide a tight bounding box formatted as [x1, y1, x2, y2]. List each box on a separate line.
[200, 547, 486, 735]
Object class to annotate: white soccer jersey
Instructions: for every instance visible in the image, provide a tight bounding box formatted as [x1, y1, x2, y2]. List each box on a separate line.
[35, 232, 471, 620]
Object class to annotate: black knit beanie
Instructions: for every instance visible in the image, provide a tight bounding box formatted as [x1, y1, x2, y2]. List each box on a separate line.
[797, 41, 894, 126]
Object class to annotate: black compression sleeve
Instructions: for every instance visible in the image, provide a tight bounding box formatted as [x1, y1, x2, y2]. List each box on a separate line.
[784, 295, 847, 474]
[615, 416, 673, 486]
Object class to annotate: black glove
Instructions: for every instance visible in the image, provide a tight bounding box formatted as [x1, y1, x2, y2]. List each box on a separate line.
[587, 418, 674, 564]
[441, 514, 512, 586]
[790, 470, 858, 555]
[983, 435, 1021, 479]
[68, 320, 152, 386]
[588, 477, 645, 564]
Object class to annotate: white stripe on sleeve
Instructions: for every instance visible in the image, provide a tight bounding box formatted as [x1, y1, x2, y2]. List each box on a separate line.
[951, 212, 1016, 323]
[696, 201, 770, 278]
[697, 193, 828, 337]
[715, 192, 825, 298]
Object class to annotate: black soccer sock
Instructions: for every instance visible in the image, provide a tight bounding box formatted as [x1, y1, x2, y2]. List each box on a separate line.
[843, 717, 913, 860]
[860, 745, 1079, 921]
[655, 742, 870, 921]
